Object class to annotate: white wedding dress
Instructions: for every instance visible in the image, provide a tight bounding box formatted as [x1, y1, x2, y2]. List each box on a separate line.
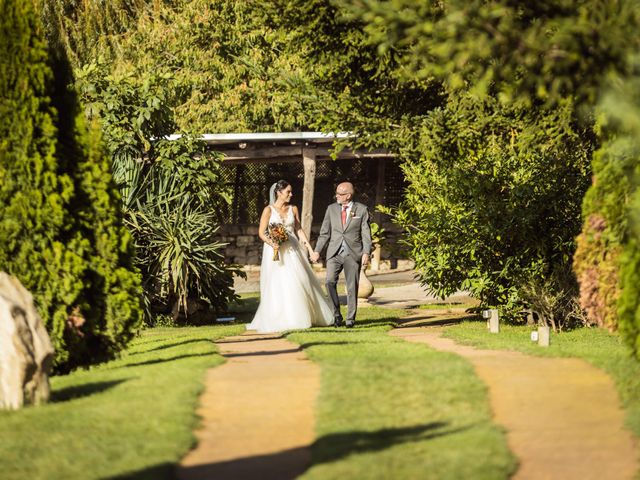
[247, 205, 334, 333]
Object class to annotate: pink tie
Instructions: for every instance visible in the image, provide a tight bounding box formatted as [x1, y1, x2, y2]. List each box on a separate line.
[342, 205, 348, 226]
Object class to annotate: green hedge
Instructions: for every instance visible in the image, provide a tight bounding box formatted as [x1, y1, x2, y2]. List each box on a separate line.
[574, 55, 640, 360]
[573, 145, 631, 331]
[0, 0, 142, 373]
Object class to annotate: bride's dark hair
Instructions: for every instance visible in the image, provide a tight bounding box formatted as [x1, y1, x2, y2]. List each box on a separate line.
[269, 179, 290, 205]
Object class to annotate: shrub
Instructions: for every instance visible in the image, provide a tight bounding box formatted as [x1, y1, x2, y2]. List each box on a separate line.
[127, 155, 242, 323]
[386, 95, 592, 320]
[573, 144, 630, 330]
[0, 0, 142, 373]
[594, 65, 640, 358]
[571, 53, 640, 358]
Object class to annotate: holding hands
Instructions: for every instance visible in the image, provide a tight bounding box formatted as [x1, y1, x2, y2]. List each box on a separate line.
[309, 251, 367, 265]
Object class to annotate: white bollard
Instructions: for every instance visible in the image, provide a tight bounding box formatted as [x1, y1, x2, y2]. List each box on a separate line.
[482, 309, 500, 333]
[537, 325, 550, 347]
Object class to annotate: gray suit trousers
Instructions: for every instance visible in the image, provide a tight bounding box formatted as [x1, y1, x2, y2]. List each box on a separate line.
[325, 251, 361, 322]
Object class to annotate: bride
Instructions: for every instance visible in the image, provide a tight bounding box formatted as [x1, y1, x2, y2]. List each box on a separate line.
[246, 180, 334, 333]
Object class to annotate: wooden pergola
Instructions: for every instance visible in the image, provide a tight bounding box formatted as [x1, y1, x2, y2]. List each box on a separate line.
[170, 132, 395, 238]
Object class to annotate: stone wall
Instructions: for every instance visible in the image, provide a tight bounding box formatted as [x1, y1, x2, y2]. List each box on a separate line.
[218, 224, 262, 265]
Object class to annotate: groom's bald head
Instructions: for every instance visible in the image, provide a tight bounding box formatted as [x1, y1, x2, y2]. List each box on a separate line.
[336, 182, 354, 194]
[336, 182, 354, 205]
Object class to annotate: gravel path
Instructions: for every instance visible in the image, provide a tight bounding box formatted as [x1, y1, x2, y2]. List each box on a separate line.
[177, 280, 638, 480]
[391, 325, 638, 480]
[177, 332, 319, 480]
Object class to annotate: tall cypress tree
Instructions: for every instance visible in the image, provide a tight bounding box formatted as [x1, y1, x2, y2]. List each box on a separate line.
[0, 0, 142, 372]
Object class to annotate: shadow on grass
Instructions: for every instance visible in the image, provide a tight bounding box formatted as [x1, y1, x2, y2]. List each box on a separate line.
[129, 335, 192, 347]
[313, 421, 469, 463]
[419, 301, 467, 307]
[118, 352, 215, 368]
[217, 336, 283, 344]
[396, 314, 478, 329]
[129, 338, 214, 356]
[353, 316, 399, 329]
[156, 422, 469, 480]
[52, 379, 130, 403]
[105, 462, 174, 480]
[298, 341, 351, 349]
[366, 299, 422, 306]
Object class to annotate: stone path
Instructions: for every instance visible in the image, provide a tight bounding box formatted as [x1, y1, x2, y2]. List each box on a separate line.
[177, 331, 319, 480]
[391, 322, 639, 480]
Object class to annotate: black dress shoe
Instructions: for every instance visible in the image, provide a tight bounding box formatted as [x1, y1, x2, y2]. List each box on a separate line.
[345, 320, 355, 328]
[334, 318, 344, 327]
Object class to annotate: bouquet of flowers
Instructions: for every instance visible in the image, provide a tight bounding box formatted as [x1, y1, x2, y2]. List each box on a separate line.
[265, 222, 289, 260]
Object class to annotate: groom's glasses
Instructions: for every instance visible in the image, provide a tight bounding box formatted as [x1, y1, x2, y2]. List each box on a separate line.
[335, 192, 349, 197]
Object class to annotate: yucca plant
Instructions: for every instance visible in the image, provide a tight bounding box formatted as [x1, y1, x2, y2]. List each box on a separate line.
[131, 192, 238, 321]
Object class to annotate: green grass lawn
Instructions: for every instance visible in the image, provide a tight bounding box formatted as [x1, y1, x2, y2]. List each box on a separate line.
[442, 320, 640, 439]
[0, 297, 532, 480]
[0, 324, 244, 480]
[286, 306, 517, 480]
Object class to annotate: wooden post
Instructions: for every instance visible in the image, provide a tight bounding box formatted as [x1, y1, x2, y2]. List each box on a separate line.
[489, 310, 500, 333]
[371, 159, 386, 270]
[483, 309, 500, 333]
[374, 158, 386, 222]
[301, 148, 316, 240]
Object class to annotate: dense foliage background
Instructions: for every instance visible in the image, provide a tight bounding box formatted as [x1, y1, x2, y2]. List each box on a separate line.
[33, 0, 640, 356]
[269, 0, 640, 340]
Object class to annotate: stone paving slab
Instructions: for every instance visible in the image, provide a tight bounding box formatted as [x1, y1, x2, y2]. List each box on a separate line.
[391, 325, 639, 480]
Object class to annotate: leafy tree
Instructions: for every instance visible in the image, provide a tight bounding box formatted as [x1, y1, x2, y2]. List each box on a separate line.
[345, 0, 638, 108]
[50, 0, 316, 133]
[47, 2, 252, 322]
[76, 61, 242, 323]
[48, 0, 640, 336]
[387, 95, 592, 326]
[0, 0, 142, 372]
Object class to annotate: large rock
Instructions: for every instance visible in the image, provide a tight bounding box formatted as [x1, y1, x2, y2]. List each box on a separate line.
[0, 272, 54, 409]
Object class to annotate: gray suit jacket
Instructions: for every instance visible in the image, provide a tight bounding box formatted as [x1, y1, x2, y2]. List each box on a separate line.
[314, 202, 372, 260]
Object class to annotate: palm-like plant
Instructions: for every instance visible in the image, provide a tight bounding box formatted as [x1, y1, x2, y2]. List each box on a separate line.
[135, 204, 231, 319]
[124, 149, 241, 323]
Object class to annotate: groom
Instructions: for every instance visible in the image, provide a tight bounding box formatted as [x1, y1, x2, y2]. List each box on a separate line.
[310, 182, 372, 328]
